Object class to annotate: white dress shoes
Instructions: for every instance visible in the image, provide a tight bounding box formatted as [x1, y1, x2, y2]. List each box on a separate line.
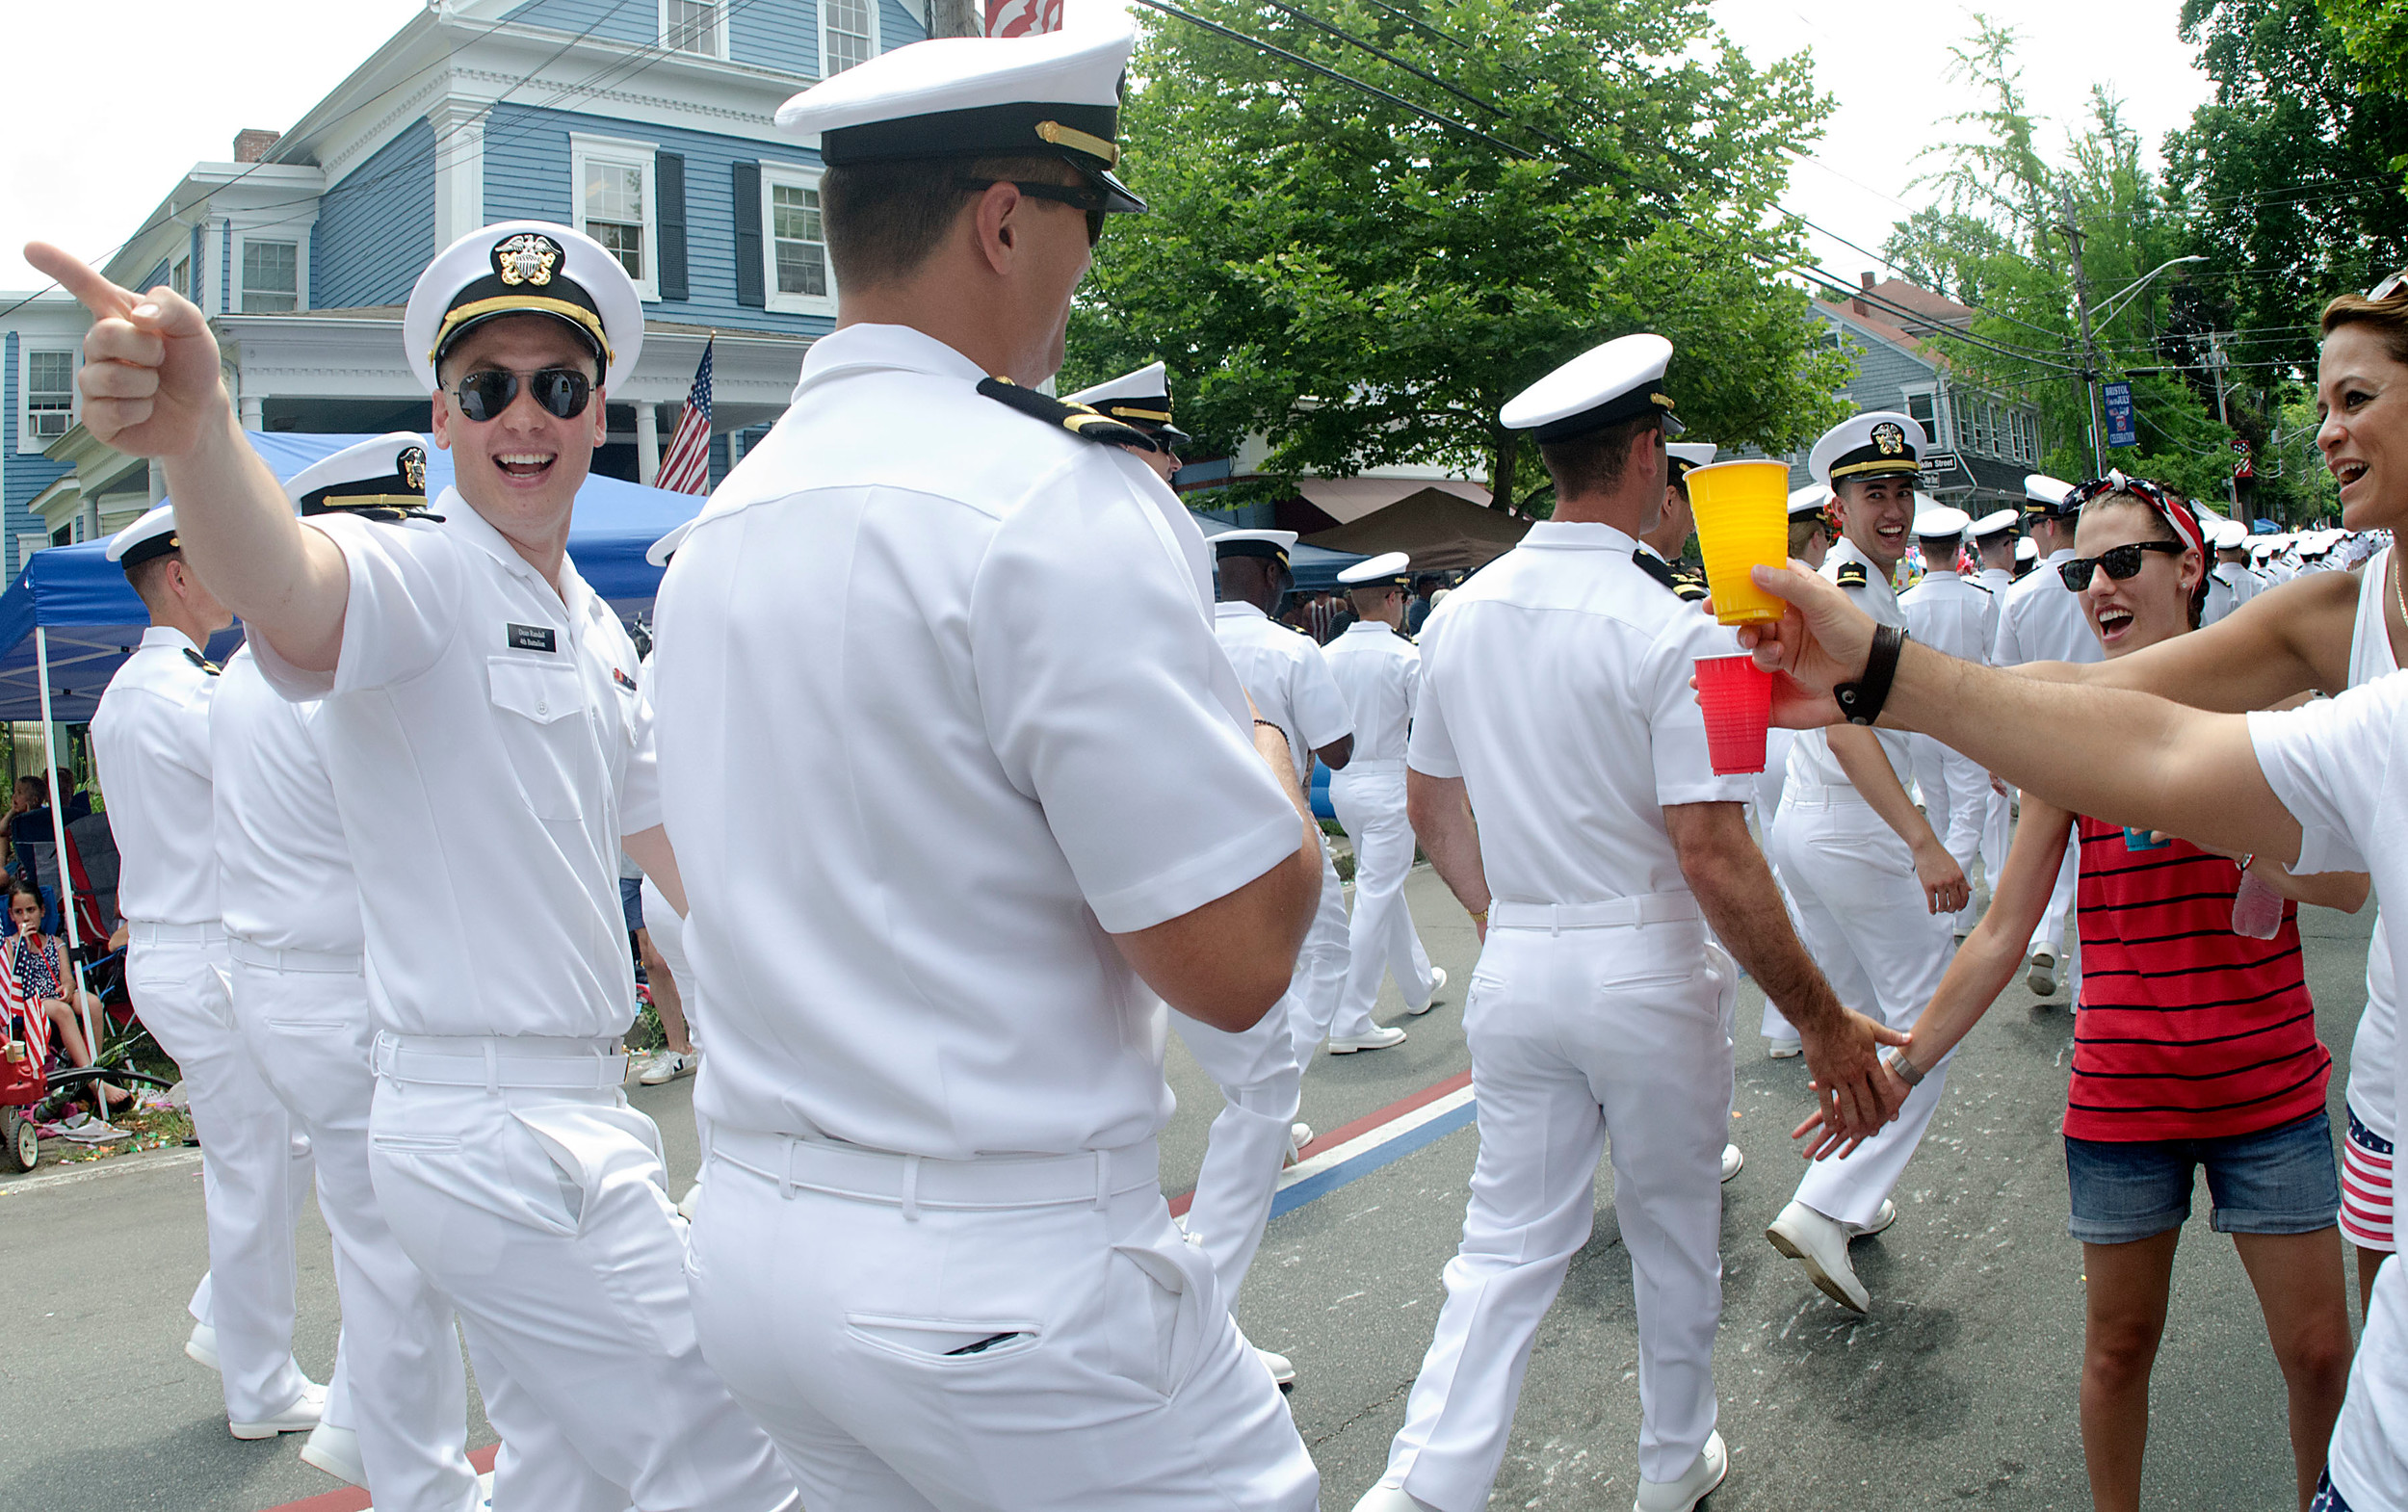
[1849, 1198, 1898, 1238]
[1257, 1346, 1296, 1389]
[1350, 1482, 1441, 1511]
[1720, 1143, 1744, 1182]
[1329, 1025, 1408, 1054]
[1635, 1430, 1728, 1512]
[1766, 1035, 1802, 1059]
[231, 1380, 327, 1441]
[301, 1421, 367, 1486]
[1406, 966, 1449, 1015]
[1767, 1200, 1870, 1313]
[184, 1321, 220, 1372]
[2026, 943, 2060, 996]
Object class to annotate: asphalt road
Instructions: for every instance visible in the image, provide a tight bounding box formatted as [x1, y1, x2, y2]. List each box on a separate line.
[0, 867, 2376, 1512]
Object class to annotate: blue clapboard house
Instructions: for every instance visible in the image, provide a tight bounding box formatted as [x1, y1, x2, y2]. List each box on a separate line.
[0, 0, 930, 576]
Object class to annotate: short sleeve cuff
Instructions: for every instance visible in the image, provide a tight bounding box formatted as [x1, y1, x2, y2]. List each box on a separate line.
[1656, 774, 1757, 807]
[2247, 708, 2365, 875]
[1086, 809, 1301, 935]
[249, 626, 336, 702]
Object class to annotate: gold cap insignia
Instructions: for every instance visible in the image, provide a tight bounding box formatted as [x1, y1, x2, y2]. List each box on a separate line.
[399, 445, 428, 492]
[492, 232, 563, 288]
[1872, 421, 1906, 456]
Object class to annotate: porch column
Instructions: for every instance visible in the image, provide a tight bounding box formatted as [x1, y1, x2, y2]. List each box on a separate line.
[638, 404, 661, 485]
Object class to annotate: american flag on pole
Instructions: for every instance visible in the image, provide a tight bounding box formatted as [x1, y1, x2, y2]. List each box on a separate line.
[655, 338, 715, 495]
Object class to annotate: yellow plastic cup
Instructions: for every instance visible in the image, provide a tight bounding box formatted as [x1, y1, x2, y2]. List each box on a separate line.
[1684, 458, 1792, 625]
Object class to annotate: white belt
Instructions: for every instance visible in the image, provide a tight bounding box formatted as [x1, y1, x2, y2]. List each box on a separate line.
[1781, 782, 1871, 810]
[1489, 893, 1702, 932]
[1341, 758, 1406, 775]
[372, 1032, 626, 1091]
[229, 938, 362, 975]
[710, 1126, 1160, 1219]
[127, 920, 223, 944]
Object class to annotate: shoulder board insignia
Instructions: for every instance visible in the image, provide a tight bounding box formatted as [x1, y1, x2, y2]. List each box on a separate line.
[1968, 579, 1992, 594]
[1668, 564, 1711, 603]
[1632, 550, 1686, 598]
[182, 648, 221, 676]
[1836, 560, 1871, 589]
[977, 378, 1160, 452]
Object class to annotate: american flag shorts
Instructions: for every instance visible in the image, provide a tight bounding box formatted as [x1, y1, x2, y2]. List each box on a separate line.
[2343, 1106, 2395, 1253]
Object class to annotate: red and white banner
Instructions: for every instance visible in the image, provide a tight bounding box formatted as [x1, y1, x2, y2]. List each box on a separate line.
[985, 0, 1062, 37]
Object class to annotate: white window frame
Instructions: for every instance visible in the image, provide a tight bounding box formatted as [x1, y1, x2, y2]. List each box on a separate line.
[659, 0, 730, 60]
[235, 234, 303, 315]
[819, 0, 879, 79]
[20, 345, 77, 451]
[760, 159, 838, 317]
[1900, 382, 1939, 451]
[170, 255, 191, 300]
[570, 132, 662, 302]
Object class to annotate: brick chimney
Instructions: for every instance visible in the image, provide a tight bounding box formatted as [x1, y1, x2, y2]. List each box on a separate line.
[1851, 272, 1872, 318]
[232, 129, 281, 164]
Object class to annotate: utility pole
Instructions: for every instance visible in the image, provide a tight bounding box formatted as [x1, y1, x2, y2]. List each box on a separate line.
[2059, 186, 2106, 478]
[929, 0, 982, 37]
[2209, 332, 2242, 520]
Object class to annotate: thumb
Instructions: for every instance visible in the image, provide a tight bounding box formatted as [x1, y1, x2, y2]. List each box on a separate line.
[24, 242, 133, 321]
[1870, 1021, 1911, 1047]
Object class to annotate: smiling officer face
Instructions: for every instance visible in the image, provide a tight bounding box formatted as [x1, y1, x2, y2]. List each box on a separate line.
[432, 314, 607, 557]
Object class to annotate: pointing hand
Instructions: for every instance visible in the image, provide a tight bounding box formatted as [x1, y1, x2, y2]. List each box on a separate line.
[23, 242, 227, 460]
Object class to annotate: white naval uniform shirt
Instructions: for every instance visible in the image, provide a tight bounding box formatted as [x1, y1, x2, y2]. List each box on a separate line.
[1404, 521, 1751, 902]
[250, 489, 660, 1039]
[2213, 560, 2264, 613]
[1898, 569, 1996, 667]
[648, 323, 1297, 1161]
[211, 646, 363, 955]
[91, 626, 222, 926]
[1993, 548, 2104, 667]
[1214, 600, 1353, 786]
[1786, 537, 1915, 793]
[1976, 566, 2014, 599]
[1322, 621, 1419, 764]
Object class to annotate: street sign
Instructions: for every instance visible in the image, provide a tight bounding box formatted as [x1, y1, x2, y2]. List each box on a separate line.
[1919, 449, 1962, 488]
[2103, 381, 2138, 449]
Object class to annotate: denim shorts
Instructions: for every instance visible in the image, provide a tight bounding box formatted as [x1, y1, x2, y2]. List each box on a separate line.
[2063, 1109, 2342, 1245]
[620, 876, 644, 934]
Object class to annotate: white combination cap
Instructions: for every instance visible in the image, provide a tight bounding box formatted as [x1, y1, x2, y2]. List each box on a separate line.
[1337, 550, 1413, 587]
[2016, 536, 2039, 563]
[646, 518, 697, 568]
[1914, 504, 1972, 539]
[2211, 519, 2251, 550]
[1970, 507, 2020, 538]
[107, 503, 180, 567]
[2023, 472, 2080, 516]
[1809, 410, 1925, 486]
[1788, 482, 1832, 520]
[1500, 333, 1685, 440]
[283, 431, 432, 515]
[775, 21, 1145, 214]
[1067, 361, 1191, 448]
[1665, 441, 1717, 480]
[404, 220, 643, 395]
[1212, 528, 1297, 563]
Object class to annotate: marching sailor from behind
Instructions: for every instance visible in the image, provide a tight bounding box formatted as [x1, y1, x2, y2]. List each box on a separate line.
[1897, 503, 1996, 935]
[1325, 550, 1448, 1050]
[1764, 411, 1971, 1313]
[213, 433, 479, 1510]
[649, 23, 1325, 1507]
[1965, 506, 2023, 926]
[36, 217, 797, 1511]
[1355, 336, 1902, 1512]
[92, 506, 327, 1445]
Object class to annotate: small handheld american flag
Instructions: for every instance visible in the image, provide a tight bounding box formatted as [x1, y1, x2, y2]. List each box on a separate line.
[655, 338, 715, 495]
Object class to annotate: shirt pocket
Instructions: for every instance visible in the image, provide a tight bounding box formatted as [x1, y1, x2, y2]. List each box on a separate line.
[486, 656, 595, 821]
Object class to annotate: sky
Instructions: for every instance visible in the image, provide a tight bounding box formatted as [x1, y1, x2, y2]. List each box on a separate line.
[0, 0, 2217, 294]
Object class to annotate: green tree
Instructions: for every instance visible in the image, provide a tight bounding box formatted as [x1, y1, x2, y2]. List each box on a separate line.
[1066, 0, 1852, 513]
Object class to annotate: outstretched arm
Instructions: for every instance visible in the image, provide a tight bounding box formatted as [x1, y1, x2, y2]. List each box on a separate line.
[1740, 562, 2304, 868]
[2009, 568, 2357, 709]
[24, 243, 349, 672]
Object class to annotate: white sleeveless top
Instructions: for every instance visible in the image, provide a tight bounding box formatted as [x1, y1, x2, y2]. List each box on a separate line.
[2348, 548, 2399, 1139]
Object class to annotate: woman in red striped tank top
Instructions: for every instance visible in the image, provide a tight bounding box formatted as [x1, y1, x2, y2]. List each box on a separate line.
[1800, 477, 2368, 1512]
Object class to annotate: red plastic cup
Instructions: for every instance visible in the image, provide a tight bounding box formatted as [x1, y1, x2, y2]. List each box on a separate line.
[1694, 653, 1774, 775]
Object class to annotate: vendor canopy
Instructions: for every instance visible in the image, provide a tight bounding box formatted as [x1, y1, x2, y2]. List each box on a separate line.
[0, 431, 706, 723]
[1193, 514, 1365, 593]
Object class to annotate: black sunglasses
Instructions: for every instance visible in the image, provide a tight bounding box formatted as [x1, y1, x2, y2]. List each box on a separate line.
[453, 367, 594, 423]
[2057, 539, 2187, 590]
[957, 178, 1108, 247]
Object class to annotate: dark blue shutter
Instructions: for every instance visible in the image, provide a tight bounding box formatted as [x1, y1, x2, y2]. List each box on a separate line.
[732, 161, 765, 308]
[656, 151, 689, 302]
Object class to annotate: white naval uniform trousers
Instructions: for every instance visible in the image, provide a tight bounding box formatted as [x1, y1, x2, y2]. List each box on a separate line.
[1753, 728, 1810, 1047]
[94, 626, 317, 1424]
[1973, 567, 2016, 906]
[213, 646, 477, 1512]
[653, 324, 1314, 1511]
[1898, 568, 1997, 933]
[252, 499, 796, 1512]
[1771, 543, 1959, 1229]
[1993, 548, 2099, 978]
[1384, 912, 1733, 1507]
[1325, 622, 1435, 1034]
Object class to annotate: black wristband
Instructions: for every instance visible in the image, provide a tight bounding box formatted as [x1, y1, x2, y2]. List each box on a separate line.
[1834, 622, 1906, 726]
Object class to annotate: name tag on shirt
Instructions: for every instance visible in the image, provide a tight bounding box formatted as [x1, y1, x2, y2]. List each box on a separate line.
[507, 623, 558, 654]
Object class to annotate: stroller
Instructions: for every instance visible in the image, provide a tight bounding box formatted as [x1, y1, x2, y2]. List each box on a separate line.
[0, 814, 171, 1173]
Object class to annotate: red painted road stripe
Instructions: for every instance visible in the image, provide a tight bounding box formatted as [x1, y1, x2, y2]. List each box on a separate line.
[1167, 1069, 1473, 1218]
[269, 1445, 498, 1512]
